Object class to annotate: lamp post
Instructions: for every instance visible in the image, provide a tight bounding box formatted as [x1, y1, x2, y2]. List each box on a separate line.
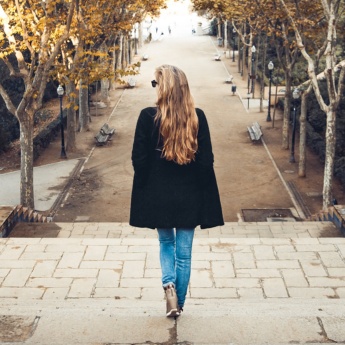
[57, 85, 67, 159]
[251, 45, 256, 97]
[232, 28, 236, 62]
[289, 88, 300, 163]
[267, 61, 274, 122]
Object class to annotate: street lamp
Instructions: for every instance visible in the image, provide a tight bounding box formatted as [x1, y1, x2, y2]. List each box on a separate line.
[267, 61, 274, 122]
[251, 45, 256, 97]
[57, 85, 67, 159]
[289, 88, 300, 163]
[232, 28, 236, 62]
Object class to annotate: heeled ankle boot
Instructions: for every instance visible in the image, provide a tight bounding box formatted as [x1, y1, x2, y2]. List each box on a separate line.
[165, 284, 179, 317]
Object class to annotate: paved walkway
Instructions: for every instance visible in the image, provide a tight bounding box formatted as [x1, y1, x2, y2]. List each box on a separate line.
[1, 220, 344, 344]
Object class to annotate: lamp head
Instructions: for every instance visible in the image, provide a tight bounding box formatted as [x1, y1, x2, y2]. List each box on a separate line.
[293, 88, 300, 99]
[251, 45, 256, 53]
[57, 85, 64, 97]
[268, 61, 274, 70]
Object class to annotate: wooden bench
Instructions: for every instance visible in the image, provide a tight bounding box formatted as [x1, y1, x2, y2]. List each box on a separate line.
[100, 123, 115, 136]
[247, 122, 263, 142]
[95, 123, 115, 146]
[95, 132, 109, 146]
[214, 54, 221, 61]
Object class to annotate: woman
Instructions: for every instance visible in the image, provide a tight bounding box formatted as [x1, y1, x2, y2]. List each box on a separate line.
[130, 65, 223, 317]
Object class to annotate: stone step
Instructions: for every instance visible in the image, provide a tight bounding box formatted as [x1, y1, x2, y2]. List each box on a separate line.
[9, 221, 341, 238]
[1, 299, 344, 345]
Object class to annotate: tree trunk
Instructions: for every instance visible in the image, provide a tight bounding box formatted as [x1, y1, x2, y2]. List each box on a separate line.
[241, 35, 246, 78]
[322, 108, 337, 210]
[66, 81, 77, 152]
[238, 29, 241, 73]
[259, 35, 267, 113]
[224, 21, 228, 49]
[122, 36, 128, 69]
[298, 90, 308, 177]
[19, 115, 34, 208]
[116, 35, 123, 76]
[109, 40, 117, 90]
[281, 71, 292, 149]
[78, 79, 89, 132]
[101, 78, 110, 104]
[138, 22, 143, 49]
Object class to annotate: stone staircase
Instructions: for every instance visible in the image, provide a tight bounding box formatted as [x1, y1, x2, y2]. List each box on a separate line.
[308, 204, 345, 236]
[0, 205, 49, 238]
[1, 220, 345, 344]
[7, 219, 342, 239]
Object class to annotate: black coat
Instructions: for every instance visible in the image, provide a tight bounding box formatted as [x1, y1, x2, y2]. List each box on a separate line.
[130, 107, 224, 229]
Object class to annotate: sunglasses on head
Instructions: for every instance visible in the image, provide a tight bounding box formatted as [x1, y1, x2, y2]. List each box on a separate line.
[151, 80, 158, 88]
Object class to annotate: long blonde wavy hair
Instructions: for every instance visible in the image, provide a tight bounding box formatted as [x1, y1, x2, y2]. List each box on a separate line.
[154, 65, 199, 165]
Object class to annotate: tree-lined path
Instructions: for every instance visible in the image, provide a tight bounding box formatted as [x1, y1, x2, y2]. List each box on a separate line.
[50, 22, 345, 224]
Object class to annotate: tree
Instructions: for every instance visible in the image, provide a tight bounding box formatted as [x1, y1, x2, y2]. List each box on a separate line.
[0, 0, 76, 208]
[280, 0, 345, 209]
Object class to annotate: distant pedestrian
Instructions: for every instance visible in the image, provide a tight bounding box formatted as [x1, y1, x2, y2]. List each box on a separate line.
[168, 25, 171, 34]
[130, 65, 224, 317]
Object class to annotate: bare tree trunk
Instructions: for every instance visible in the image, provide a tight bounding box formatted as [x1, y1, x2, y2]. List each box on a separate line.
[298, 84, 312, 177]
[224, 20, 228, 49]
[217, 18, 222, 40]
[101, 78, 110, 104]
[282, 70, 292, 149]
[66, 81, 77, 152]
[115, 35, 123, 81]
[78, 79, 89, 132]
[242, 33, 246, 79]
[19, 116, 34, 208]
[109, 38, 118, 90]
[138, 22, 143, 49]
[238, 28, 241, 73]
[122, 36, 128, 69]
[259, 35, 267, 113]
[323, 108, 337, 209]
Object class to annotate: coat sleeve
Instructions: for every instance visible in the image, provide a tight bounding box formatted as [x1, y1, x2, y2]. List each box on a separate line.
[131, 110, 151, 186]
[195, 109, 215, 186]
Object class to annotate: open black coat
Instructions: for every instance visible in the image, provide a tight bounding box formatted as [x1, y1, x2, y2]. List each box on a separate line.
[130, 107, 224, 229]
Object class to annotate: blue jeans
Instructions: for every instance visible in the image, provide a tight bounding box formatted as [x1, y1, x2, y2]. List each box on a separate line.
[157, 228, 195, 308]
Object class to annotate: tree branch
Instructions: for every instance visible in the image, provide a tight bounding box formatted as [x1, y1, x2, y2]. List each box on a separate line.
[0, 83, 17, 117]
[0, 4, 29, 77]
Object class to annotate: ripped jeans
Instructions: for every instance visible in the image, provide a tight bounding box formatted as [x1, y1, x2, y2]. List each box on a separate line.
[157, 228, 195, 308]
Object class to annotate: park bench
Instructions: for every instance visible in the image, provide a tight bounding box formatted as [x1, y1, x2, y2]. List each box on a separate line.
[95, 132, 109, 146]
[128, 78, 136, 88]
[142, 54, 149, 60]
[100, 123, 115, 136]
[214, 54, 221, 61]
[247, 122, 263, 142]
[95, 123, 115, 146]
[225, 75, 234, 84]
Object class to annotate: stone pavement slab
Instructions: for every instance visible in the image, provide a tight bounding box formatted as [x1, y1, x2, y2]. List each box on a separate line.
[1, 236, 345, 301]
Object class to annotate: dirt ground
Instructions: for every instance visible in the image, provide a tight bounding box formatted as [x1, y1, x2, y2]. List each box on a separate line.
[1, 33, 344, 223]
